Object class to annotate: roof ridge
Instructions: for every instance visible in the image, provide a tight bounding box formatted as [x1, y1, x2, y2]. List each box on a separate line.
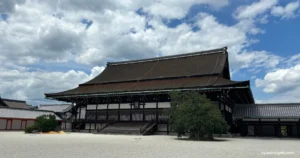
[40, 104, 70, 106]
[0, 106, 54, 112]
[1, 98, 26, 103]
[107, 47, 227, 66]
[236, 103, 300, 106]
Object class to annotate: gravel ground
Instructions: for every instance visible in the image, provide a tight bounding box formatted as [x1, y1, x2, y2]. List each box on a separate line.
[0, 132, 299, 158]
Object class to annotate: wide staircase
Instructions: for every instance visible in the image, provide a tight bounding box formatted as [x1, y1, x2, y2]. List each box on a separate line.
[98, 122, 156, 135]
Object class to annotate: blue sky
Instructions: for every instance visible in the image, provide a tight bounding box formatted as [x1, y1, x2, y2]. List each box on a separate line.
[0, 0, 300, 105]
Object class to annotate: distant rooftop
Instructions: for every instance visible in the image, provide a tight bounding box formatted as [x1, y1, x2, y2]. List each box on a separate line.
[0, 97, 30, 109]
[234, 104, 300, 119]
[38, 104, 72, 113]
[0, 106, 61, 120]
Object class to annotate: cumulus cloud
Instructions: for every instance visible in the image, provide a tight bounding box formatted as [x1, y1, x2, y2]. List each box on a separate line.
[271, 1, 300, 19]
[255, 64, 300, 93]
[0, 1, 85, 65]
[0, 66, 104, 105]
[0, 0, 298, 104]
[144, 0, 229, 19]
[234, 0, 278, 20]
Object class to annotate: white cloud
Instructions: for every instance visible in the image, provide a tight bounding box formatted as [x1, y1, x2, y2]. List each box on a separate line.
[144, 0, 229, 19]
[271, 1, 300, 19]
[255, 64, 300, 93]
[0, 1, 86, 65]
[0, 66, 104, 105]
[234, 0, 278, 20]
[1, 0, 297, 104]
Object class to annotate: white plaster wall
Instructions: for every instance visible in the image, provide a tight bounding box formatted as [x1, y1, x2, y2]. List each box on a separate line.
[109, 104, 119, 109]
[80, 107, 86, 119]
[280, 119, 298, 122]
[157, 124, 168, 131]
[0, 119, 6, 130]
[85, 123, 90, 130]
[96, 123, 102, 130]
[27, 120, 35, 127]
[120, 103, 131, 109]
[243, 118, 259, 121]
[12, 120, 21, 130]
[97, 104, 107, 109]
[6, 120, 12, 130]
[158, 102, 171, 108]
[261, 119, 278, 122]
[61, 122, 72, 130]
[89, 123, 95, 130]
[21, 121, 26, 129]
[145, 102, 156, 108]
[87, 104, 97, 110]
[120, 115, 130, 121]
[220, 103, 224, 110]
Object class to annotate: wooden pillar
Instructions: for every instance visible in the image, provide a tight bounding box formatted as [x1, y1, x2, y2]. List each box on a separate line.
[130, 100, 134, 121]
[143, 97, 145, 122]
[11, 119, 13, 130]
[259, 118, 262, 137]
[25, 120, 27, 129]
[167, 122, 169, 135]
[78, 105, 82, 132]
[297, 119, 300, 138]
[5, 119, 8, 130]
[73, 101, 77, 130]
[64, 112, 67, 130]
[118, 97, 120, 121]
[278, 119, 281, 138]
[106, 97, 109, 121]
[94, 102, 98, 130]
[156, 95, 159, 123]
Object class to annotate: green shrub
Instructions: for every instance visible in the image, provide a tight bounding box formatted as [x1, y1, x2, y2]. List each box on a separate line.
[24, 114, 58, 133]
[169, 91, 228, 140]
[35, 114, 58, 132]
[24, 125, 37, 133]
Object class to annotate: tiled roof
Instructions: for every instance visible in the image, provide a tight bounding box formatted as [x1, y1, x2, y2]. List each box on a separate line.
[0, 107, 61, 120]
[45, 47, 254, 104]
[233, 104, 300, 119]
[45, 76, 249, 97]
[38, 104, 72, 113]
[0, 98, 30, 109]
[83, 47, 228, 84]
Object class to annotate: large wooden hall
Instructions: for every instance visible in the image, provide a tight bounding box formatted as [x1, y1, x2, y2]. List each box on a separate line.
[45, 47, 300, 137]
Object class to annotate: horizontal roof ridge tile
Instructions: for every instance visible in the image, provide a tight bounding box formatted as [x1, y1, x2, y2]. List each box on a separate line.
[107, 47, 227, 66]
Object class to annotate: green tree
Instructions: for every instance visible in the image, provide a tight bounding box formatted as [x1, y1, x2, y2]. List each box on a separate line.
[169, 91, 228, 140]
[35, 114, 58, 132]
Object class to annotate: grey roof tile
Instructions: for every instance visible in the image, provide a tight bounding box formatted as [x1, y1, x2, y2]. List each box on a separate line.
[0, 107, 61, 120]
[38, 104, 72, 113]
[233, 104, 300, 119]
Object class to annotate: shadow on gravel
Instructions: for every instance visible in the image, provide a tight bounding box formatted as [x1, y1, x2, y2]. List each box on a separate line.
[174, 137, 230, 142]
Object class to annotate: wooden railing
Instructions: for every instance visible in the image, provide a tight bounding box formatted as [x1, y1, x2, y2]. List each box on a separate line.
[97, 119, 115, 133]
[140, 121, 156, 134]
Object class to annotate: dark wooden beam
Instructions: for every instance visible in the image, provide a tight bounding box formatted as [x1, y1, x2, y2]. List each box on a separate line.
[106, 97, 109, 121]
[118, 97, 120, 122]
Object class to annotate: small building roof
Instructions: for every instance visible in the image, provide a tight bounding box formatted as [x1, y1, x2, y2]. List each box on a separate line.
[0, 98, 30, 109]
[233, 104, 300, 119]
[0, 107, 61, 120]
[38, 104, 72, 113]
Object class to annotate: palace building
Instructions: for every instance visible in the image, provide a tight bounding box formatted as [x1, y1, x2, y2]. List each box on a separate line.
[45, 47, 300, 137]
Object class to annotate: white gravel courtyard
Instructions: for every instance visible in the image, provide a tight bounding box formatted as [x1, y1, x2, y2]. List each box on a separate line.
[0, 132, 299, 158]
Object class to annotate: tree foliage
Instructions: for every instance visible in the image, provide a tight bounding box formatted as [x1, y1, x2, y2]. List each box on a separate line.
[169, 91, 228, 140]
